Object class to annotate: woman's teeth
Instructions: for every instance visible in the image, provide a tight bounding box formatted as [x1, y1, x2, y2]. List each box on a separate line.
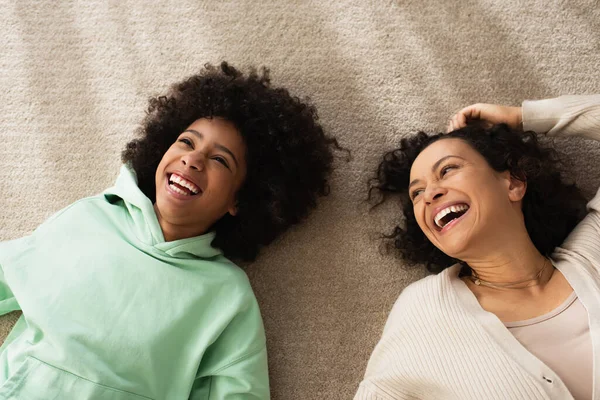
[434, 204, 469, 228]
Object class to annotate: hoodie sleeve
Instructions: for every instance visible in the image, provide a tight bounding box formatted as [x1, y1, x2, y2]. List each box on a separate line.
[0, 202, 81, 317]
[0, 240, 22, 315]
[188, 287, 270, 400]
[188, 346, 269, 400]
[0, 265, 19, 316]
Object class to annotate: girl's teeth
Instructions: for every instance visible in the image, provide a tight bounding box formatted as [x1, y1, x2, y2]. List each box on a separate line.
[169, 184, 189, 196]
[170, 174, 199, 194]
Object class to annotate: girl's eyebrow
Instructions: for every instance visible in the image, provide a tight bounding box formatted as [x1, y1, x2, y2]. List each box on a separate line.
[408, 155, 466, 189]
[184, 129, 239, 168]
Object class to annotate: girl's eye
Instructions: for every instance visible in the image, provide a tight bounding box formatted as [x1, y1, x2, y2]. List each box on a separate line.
[213, 156, 230, 168]
[179, 138, 193, 147]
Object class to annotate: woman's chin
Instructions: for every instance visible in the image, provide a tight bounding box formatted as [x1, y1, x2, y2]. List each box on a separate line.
[437, 239, 470, 261]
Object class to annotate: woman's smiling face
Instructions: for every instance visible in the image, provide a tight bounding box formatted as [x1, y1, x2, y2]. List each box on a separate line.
[154, 117, 247, 240]
[408, 138, 525, 259]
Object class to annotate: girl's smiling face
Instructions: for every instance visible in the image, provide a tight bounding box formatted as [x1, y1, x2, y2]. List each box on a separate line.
[154, 118, 247, 241]
[408, 138, 526, 260]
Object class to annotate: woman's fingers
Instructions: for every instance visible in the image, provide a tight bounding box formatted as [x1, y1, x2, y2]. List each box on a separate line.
[448, 104, 522, 132]
[447, 106, 473, 132]
[447, 105, 476, 132]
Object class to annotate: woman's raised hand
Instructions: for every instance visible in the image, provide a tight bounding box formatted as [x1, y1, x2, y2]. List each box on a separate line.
[447, 103, 522, 132]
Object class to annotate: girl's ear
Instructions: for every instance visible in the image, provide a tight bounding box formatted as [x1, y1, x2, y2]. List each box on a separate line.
[228, 201, 239, 216]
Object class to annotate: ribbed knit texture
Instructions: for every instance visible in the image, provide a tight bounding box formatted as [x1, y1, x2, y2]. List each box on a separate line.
[355, 96, 600, 400]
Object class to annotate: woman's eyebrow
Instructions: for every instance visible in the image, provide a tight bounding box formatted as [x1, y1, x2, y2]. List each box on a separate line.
[184, 129, 239, 168]
[431, 155, 465, 171]
[408, 155, 466, 189]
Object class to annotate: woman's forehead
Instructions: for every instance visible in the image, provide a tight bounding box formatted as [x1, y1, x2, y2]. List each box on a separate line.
[410, 138, 477, 178]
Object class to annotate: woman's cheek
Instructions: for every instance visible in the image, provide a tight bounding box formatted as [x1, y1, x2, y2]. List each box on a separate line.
[415, 207, 428, 233]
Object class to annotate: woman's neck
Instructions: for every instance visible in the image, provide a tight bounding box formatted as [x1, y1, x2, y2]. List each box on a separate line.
[462, 239, 549, 287]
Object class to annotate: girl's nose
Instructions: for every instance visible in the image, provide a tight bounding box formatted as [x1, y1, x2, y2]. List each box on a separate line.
[181, 152, 206, 171]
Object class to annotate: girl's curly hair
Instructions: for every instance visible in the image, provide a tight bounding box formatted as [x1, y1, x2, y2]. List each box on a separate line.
[370, 123, 588, 273]
[122, 62, 340, 261]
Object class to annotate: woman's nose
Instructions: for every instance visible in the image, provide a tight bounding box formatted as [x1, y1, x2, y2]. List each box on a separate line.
[424, 185, 447, 205]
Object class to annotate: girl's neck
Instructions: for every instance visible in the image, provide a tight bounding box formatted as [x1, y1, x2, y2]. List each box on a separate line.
[153, 204, 207, 242]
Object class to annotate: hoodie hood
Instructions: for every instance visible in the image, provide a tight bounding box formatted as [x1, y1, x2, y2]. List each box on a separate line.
[103, 164, 222, 259]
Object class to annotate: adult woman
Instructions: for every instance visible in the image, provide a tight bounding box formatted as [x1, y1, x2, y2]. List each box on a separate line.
[0, 62, 339, 399]
[356, 95, 600, 399]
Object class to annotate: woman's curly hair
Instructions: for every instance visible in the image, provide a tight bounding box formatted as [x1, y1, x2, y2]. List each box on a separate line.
[122, 62, 340, 261]
[370, 123, 588, 273]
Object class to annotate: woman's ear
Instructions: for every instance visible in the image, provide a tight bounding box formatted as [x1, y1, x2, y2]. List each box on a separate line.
[507, 174, 527, 202]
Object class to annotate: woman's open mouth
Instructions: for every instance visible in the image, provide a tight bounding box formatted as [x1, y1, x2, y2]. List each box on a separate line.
[433, 203, 469, 232]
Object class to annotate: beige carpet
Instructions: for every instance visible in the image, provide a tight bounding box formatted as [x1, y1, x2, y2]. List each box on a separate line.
[1, 1, 599, 398]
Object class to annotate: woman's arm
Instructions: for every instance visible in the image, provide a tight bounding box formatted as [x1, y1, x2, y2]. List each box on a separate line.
[448, 94, 600, 141]
[451, 95, 600, 261]
[523, 94, 600, 140]
[523, 96, 600, 261]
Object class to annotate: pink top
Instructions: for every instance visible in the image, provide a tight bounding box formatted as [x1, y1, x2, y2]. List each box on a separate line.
[505, 292, 593, 400]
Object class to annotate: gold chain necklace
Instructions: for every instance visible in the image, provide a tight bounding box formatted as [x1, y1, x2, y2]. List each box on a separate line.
[469, 258, 551, 289]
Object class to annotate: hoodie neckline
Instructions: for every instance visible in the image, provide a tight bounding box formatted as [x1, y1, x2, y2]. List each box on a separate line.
[103, 165, 223, 259]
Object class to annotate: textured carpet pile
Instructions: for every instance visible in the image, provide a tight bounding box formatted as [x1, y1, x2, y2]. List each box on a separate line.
[1, 1, 599, 398]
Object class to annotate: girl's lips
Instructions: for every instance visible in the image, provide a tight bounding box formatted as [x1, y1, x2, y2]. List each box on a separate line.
[168, 172, 202, 194]
[438, 208, 470, 234]
[164, 177, 197, 201]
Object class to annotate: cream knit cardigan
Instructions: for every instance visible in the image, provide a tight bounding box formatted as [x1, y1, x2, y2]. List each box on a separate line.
[355, 95, 600, 400]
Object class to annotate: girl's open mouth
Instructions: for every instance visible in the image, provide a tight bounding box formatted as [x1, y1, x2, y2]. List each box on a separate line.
[167, 173, 201, 197]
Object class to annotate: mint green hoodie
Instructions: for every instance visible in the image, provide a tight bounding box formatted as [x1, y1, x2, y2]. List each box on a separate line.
[0, 165, 269, 399]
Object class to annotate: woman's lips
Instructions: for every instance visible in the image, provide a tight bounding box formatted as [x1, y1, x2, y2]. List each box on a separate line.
[438, 208, 470, 234]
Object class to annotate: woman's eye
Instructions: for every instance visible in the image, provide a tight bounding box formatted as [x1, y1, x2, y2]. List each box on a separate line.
[179, 138, 193, 147]
[441, 165, 457, 176]
[411, 189, 424, 200]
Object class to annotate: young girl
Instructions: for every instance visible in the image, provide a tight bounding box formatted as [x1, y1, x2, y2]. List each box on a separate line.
[0, 62, 339, 399]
